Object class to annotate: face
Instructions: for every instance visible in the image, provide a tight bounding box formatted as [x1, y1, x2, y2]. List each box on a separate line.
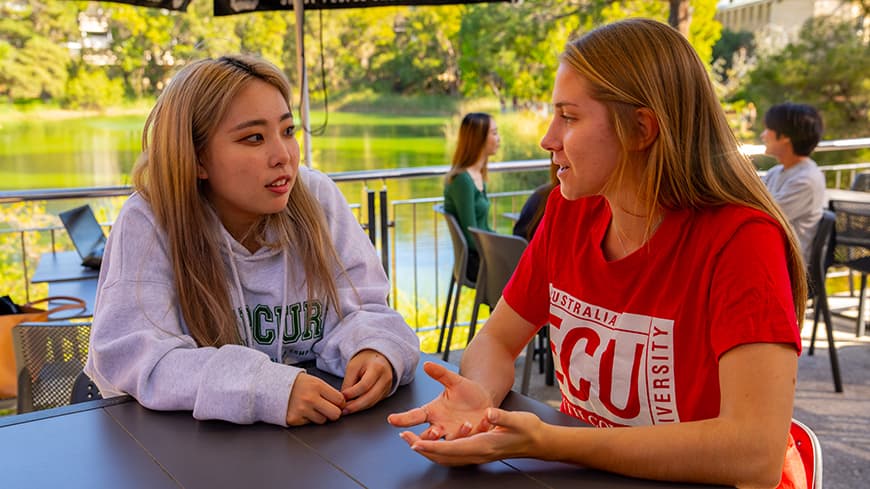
[484, 119, 500, 157]
[760, 127, 790, 161]
[540, 63, 622, 200]
[198, 79, 300, 238]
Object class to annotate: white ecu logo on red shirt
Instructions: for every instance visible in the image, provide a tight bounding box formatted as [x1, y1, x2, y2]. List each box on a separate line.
[549, 285, 678, 427]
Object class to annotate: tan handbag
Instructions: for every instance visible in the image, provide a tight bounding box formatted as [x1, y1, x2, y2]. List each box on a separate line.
[0, 296, 87, 399]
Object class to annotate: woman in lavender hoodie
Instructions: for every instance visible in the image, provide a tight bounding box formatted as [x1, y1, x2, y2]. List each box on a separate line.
[85, 54, 419, 426]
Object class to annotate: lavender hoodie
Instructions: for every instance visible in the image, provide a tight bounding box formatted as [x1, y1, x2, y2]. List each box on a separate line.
[84, 166, 419, 426]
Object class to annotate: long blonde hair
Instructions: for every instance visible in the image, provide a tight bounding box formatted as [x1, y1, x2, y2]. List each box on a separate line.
[132, 55, 343, 347]
[562, 19, 806, 318]
[445, 112, 492, 183]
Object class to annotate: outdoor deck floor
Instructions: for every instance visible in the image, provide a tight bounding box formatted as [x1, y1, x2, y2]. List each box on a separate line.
[446, 292, 870, 489]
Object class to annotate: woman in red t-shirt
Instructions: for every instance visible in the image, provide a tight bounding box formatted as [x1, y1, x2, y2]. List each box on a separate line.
[390, 18, 807, 489]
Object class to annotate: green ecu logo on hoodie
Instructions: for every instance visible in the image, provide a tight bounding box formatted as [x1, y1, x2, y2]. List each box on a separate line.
[238, 300, 326, 346]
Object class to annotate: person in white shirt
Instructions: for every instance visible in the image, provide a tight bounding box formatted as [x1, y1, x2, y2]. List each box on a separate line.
[761, 102, 826, 262]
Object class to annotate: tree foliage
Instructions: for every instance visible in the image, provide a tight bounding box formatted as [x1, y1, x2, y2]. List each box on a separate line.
[0, 0, 768, 114]
[741, 16, 870, 139]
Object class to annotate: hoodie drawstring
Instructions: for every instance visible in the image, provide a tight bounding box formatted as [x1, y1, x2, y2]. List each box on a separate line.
[277, 248, 289, 363]
[223, 233, 254, 349]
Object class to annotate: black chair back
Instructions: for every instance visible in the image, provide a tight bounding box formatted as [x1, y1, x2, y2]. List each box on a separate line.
[12, 321, 92, 413]
[433, 204, 475, 288]
[807, 210, 843, 392]
[468, 227, 528, 309]
[850, 172, 870, 192]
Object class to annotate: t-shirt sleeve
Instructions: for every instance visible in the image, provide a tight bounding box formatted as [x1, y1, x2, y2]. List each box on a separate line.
[503, 191, 559, 327]
[708, 218, 802, 358]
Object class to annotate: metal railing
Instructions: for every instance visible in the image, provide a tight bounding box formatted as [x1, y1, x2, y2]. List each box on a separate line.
[2, 140, 869, 331]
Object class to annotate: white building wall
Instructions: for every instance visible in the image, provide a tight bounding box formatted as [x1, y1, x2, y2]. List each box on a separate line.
[716, 0, 860, 47]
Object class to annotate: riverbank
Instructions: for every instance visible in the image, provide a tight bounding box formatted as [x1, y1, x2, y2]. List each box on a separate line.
[0, 102, 153, 125]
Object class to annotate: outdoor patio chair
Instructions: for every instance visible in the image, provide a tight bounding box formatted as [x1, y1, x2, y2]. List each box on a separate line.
[790, 418, 823, 489]
[433, 204, 478, 361]
[12, 321, 92, 413]
[829, 199, 870, 336]
[468, 227, 552, 394]
[850, 171, 870, 192]
[841, 172, 870, 298]
[807, 210, 843, 392]
[70, 370, 102, 404]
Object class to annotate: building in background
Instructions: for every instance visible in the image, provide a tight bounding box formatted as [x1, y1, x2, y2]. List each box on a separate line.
[715, 0, 865, 47]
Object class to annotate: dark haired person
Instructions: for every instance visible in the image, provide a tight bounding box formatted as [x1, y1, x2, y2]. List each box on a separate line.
[761, 102, 826, 262]
[443, 113, 500, 281]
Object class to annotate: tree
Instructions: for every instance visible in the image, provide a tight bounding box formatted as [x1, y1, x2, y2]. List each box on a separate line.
[458, 1, 581, 109]
[741, 16, 870, 139]
[0, 0, 76, 101]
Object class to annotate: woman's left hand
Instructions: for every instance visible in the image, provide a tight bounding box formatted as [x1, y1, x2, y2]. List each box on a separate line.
[399, 408, 545, 466]
[341, 349, 394, 414]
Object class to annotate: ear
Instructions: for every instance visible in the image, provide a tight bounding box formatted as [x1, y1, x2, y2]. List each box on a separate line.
[196, 161, 209, 180]
[633, 107, 659, 151]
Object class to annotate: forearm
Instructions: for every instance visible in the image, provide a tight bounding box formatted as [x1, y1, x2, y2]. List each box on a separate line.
[538, 418, 784, 488]
[458, 300, 534, 407]
[458, 329, 516, 406]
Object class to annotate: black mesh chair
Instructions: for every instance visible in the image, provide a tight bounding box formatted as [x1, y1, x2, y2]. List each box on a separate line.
[850, 172, 870, 192]
[433, 204, 478, 361]
[468, 227, 553, 394]
[829, 199, 870, 337]
[71, 370, 102, 404]
[12, 321, 92, 413]
[807, 210, 843, 392]
[841, 173, 870, 297]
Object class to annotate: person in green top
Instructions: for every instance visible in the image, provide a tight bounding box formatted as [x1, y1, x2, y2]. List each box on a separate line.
[444, 112, 500, 282]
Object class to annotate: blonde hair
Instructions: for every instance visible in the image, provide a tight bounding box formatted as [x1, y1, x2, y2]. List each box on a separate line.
[446, 112, 492, 183]
[562, 18, 806, 318]
[132, 54, 344, 347]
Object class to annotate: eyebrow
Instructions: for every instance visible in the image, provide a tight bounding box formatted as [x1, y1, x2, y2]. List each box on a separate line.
[554, 102, 578, 109]
[230, 112, 293, 131]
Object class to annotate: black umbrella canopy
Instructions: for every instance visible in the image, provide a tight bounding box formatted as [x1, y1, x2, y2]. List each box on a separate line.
[98, 0, 507, 15]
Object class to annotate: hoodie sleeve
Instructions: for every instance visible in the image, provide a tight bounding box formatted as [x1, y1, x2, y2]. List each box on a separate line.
[84, 195, 300, 426]
[304, 170, 420, 390]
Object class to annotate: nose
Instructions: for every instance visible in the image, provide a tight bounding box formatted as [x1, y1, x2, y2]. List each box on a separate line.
[540, 117, 561, 153]
[270, 135, 299, 168]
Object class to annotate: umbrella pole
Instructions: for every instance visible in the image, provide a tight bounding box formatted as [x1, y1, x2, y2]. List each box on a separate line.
[294, 0, 312, 167]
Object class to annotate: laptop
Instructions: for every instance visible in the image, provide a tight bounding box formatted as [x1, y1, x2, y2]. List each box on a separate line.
[58, 205, 107, 270]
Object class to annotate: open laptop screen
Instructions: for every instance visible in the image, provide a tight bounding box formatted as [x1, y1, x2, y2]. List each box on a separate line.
[58, 205, 107, 269]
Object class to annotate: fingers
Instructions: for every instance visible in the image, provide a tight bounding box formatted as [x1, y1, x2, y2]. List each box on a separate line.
[402, 435, 495, 466]
[341, 367, 377, 401]
[286, 373, 346, 426]
[387, 406, 428, 427]
[445, 421, 474, 441]
[343, 374, 391, 414]
[422, 361, 464, 389]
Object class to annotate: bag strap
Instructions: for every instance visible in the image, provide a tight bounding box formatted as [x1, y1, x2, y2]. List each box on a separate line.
[24, 296, 88, 315]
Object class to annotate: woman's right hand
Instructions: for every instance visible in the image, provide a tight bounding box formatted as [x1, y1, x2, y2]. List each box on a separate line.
[387, 361, 495, 440]
[286, 372, 346, 426]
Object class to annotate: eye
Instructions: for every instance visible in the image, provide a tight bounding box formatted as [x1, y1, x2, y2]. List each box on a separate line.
[242, 133, 264, 143]
[283, 125, 296, 137]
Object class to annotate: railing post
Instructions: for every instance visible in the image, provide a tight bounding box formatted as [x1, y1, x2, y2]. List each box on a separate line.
[366, 187, 376, 246]
[379, 185, 390, 277]
[20, 231, 30, 303]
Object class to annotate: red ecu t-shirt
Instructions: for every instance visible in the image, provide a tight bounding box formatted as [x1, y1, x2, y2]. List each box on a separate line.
[503, 193, 802, 427]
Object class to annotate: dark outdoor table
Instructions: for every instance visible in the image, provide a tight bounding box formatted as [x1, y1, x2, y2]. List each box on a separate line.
[31, 251, 100, 284]
[825, 188, 870, 206]
[29, 251, 98, 319]
[0, 357, 729, 489]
